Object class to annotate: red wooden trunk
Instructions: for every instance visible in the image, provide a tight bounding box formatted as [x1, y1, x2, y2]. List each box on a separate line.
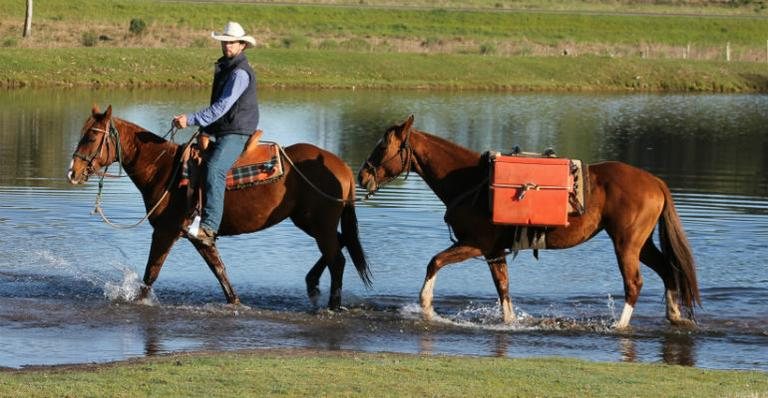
[490, 154, 573, 226]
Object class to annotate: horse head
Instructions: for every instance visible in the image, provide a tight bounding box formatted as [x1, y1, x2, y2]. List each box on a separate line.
[357, 115, 415, 197]
[67, 104, 121, 184]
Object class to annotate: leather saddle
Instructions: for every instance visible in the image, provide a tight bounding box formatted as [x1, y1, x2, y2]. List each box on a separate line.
[179, 130, 284, 215]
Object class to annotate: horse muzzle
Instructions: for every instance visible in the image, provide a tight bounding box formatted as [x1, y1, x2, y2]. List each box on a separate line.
[357, 168, 378, 196]
[66, 159, 89, 185]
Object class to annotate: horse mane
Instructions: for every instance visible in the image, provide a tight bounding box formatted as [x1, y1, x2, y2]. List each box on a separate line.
[112, 117, 175, 146]
[413, 129, 482, 165]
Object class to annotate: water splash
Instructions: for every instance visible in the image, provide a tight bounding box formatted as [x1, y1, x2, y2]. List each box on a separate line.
[34, 249, 107, 288]
[103, 266, 147, 303]
[397, 303, 424, 319]
[31, 249, 152, 304]
[398, 301, 535, 331]
[607, 294, 617, 322]
[397, 300, 614, 332]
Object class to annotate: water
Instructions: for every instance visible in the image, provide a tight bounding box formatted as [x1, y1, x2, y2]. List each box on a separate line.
[0, 89, 766, 371]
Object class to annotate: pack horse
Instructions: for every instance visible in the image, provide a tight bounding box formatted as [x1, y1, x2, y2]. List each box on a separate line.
[68, 105, 371, 309]
[358, 115, 700, 328]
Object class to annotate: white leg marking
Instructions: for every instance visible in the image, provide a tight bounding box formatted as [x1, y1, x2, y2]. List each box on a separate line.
[501, 298, 515, 324]
[665, 289, 682, 321]
[420, 275, 437, 320]
[66, 160, 75, 183]
[614, 303, 634, 329]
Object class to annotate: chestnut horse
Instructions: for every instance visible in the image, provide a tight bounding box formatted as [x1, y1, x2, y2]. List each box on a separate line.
[67, 105, 371, 309]
[358, 115, 699, 328]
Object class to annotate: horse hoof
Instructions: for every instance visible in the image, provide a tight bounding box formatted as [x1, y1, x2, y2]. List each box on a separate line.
[328, 305, 349, 313]
[670, 318, 697, 329]
[136, 287, 156, 305]
[307, 288, 321, 307]
[611, 322, 632, 331]
[228, 298, 241, 306]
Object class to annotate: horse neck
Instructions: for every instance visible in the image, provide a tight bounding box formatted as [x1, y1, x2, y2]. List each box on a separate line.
[409, 130, 485, 205]
[112, 118, 179, 193]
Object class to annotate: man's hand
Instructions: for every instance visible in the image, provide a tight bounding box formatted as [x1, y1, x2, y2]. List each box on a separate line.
[172, 114, 188, 129]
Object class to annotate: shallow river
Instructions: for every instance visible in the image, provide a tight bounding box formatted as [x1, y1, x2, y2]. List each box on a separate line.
[0, 89, 766, 370]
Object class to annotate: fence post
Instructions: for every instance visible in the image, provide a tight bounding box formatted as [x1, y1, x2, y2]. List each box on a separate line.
[726, 42, 731, 62]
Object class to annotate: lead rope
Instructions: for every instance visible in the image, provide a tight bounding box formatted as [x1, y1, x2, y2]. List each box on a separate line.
[276, 144, 354, 204]
[93, 127, 199, 229]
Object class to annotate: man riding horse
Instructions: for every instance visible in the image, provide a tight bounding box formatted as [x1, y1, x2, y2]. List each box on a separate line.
[172, 21, 260, 247]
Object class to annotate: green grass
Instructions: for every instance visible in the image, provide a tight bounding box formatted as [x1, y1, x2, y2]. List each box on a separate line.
[2, 0, 768, 47]
[0, 350, 766, 397]
[2, 0, 767, 91]
[2, 47, 767, 92]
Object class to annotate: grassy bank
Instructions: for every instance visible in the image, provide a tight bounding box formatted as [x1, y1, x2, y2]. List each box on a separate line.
[2, 47, 767, 92]
[3, 0, 768, 59]
[1, 350, 766, 397]
[2, 0, 768, 91]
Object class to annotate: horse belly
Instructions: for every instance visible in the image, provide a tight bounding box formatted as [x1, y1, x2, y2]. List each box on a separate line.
[218, 185, 288, 235]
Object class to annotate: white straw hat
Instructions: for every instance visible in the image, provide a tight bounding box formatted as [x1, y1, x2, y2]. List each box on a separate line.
[211, 21, 256, 48]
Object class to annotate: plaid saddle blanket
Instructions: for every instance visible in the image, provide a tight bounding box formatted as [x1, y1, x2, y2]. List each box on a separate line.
[225, 141, 284, 190]
[180, 141, 284, 191]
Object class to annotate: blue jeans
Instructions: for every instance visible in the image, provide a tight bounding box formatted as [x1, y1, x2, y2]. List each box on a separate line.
[201, 133, 250, 233]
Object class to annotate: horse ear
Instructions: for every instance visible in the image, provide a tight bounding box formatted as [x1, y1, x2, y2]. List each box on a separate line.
[91, 103, 101, 116]
[105, 105, 113, 119]
[402, 114, 415, 132]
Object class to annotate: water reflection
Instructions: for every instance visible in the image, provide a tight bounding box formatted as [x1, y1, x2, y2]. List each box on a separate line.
[419, 333, 434, 355]
[661, 333, 696, 367]
[139, 309, 164, 357]
[491, 332, 509, 357]
[619, 333, 696, 367]
[619, 337, 637, 363]
[1, 89, 766, 197]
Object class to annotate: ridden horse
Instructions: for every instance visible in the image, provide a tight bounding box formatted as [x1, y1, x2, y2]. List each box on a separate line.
[358, 115, 700, 328]
[67, 105, 371, 309]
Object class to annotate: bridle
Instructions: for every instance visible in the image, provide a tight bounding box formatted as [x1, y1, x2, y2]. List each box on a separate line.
[73, 118, 123, 178]
[360, 127, 414, 199]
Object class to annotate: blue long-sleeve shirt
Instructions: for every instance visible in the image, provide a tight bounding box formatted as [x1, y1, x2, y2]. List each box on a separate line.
[187, 69, 249, 128]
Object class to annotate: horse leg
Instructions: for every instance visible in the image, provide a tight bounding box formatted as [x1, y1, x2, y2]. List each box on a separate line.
[314, 232, 346, 310]
[192, 242, 240, 305]
[305, 258, 325, 308]
[140, 229, 179, 302]
[487, 256, 515, 324]
[639, 239, 695, 327]
[318, 236, 346, 310]
[327, 252, 346, 310]
[304, 232, 346, 308]
[420, 243, 482, 321]
[611, 242, 644, 329]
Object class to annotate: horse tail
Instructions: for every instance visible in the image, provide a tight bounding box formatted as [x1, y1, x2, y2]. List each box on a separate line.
[658, 184, 701, 310]
[341, 192, 373, 288]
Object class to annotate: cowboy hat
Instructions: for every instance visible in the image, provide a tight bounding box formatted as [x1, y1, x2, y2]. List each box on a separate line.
[211, 21, 256, 48]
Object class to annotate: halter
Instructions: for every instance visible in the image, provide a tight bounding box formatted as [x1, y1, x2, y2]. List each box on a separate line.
[361, 128, 413, 199]
[73, 118, 124, 177]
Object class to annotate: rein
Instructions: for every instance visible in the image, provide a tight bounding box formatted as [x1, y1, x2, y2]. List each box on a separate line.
[90, 125, 196, 229]
[276, 145, 355, 204]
